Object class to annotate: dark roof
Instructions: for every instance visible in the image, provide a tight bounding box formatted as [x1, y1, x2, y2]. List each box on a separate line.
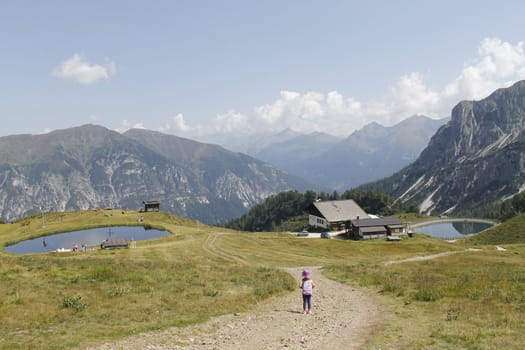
[360, 226, 387, 233]
[351, 217, 402, 228]
[101, 237, 128, 249]
[309, 200, 368, 222]
[388, 224, 405, 229]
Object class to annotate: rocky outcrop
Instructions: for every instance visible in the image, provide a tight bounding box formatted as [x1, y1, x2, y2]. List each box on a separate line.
[370, 80, 525, 216]
[0, 125, 311, 224]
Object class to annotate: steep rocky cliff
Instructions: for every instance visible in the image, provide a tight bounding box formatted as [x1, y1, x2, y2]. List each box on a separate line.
[368, 80, 525, 216]
[0, 125, 311, 223]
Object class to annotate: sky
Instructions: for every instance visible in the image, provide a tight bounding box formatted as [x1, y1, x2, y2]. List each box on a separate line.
[2, 0, 525, 142]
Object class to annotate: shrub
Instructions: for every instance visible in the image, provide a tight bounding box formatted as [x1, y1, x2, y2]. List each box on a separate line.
[61, 295, 87, 312]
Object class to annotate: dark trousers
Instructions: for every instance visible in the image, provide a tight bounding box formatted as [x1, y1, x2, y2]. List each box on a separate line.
[302, 294, 312, 310]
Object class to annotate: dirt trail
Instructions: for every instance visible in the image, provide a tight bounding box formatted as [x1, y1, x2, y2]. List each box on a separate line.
[82, 233, 387, 349]
[384, 250, 462, 265]
[82, 267, 386, 350]
[384, 247, 490, 265]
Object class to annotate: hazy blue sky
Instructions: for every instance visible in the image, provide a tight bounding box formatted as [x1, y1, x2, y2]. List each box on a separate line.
[2, 0, 525, 140]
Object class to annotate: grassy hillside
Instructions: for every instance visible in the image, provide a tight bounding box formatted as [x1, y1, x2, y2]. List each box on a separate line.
[466, 214, 525, 245]
[325, 245, 525, 349]
[0, 210, 297, 349]
[1, 210, 525, 349]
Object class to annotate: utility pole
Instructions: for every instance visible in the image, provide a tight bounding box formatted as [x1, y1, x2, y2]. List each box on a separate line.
[40, 206, 45, 228]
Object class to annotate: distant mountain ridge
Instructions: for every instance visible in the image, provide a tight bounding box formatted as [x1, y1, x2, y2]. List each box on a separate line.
[0, 125, 312, 223]
[247, 115, 447, 190]
[365, 80, 525, 216]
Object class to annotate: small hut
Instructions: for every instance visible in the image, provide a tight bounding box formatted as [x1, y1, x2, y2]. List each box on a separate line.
[100, 237, 128, 249]
[143, 200, 160, 212]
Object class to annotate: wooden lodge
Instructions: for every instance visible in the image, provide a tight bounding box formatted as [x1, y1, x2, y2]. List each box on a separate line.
[306, 199, 368, 231]
[305, 199, 408, 240]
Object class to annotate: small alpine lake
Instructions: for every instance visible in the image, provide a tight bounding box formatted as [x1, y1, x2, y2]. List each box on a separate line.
[413, 220, 494, 239]
[4, 226, 170, 254]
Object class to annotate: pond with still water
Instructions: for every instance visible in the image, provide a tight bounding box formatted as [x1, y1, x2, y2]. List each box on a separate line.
[415, 221, 494, 239]
[5, 226, 170, 254]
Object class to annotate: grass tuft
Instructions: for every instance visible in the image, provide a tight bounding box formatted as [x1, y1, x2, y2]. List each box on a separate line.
[61, 295, 87, 312]
[412, 285, 443, 302]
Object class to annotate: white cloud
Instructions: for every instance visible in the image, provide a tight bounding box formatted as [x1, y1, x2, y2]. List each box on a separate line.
[38, 128, 52, 135]
[116, 120, 145, 133]
[386, 38, 525, 123]
[171, 113, 192, 132]
[161, 37, 525, 139]
[252, 90, 364, 135]
[52, 54, 116, 85]
[391, 72, 440, 116]
[160, 90, 389, 139]
[213, 110, 252, 133]
[443, 38, 525, 101]
[158, 113, 197, 135]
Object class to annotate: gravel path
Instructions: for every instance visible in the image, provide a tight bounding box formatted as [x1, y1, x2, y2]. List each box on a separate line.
[82, 267, 386, 350]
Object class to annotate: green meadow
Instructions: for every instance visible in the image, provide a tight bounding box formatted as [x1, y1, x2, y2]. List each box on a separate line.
[1, 210, 524, 349]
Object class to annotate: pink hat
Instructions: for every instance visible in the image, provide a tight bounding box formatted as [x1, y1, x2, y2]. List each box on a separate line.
[302, 269, 311, 278]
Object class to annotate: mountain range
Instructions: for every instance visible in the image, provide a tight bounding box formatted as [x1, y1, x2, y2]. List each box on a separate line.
[0, 125, 312, 224]
[243, 115, 447, 190]
[3, 79, 522, 224]
[365, 80, 525, 216]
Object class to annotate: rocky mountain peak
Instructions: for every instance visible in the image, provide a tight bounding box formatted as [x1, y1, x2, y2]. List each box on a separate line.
[0, 125, 312, 224]
[371, 80, 525, 216]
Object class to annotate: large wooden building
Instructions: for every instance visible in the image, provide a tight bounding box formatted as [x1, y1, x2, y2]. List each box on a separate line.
[306, 199, 368, 231]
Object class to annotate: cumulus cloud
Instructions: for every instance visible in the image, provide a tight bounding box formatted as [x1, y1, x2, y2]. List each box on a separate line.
[158, 113, 196, 135]
[443, 38, 525, 102]
[213, 110, 252, 133]
[171, 113, 192, 132]
[116, 119, 145, 133]
[385, 38, 525, 124]
[252, 90, 363, 135]
[390, 73, 440, 117]
[161, 37, 525, 138]
[52, 54, 116, 84]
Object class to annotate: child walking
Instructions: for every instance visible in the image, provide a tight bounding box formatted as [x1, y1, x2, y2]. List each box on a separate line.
[300, 269, 315, 314]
